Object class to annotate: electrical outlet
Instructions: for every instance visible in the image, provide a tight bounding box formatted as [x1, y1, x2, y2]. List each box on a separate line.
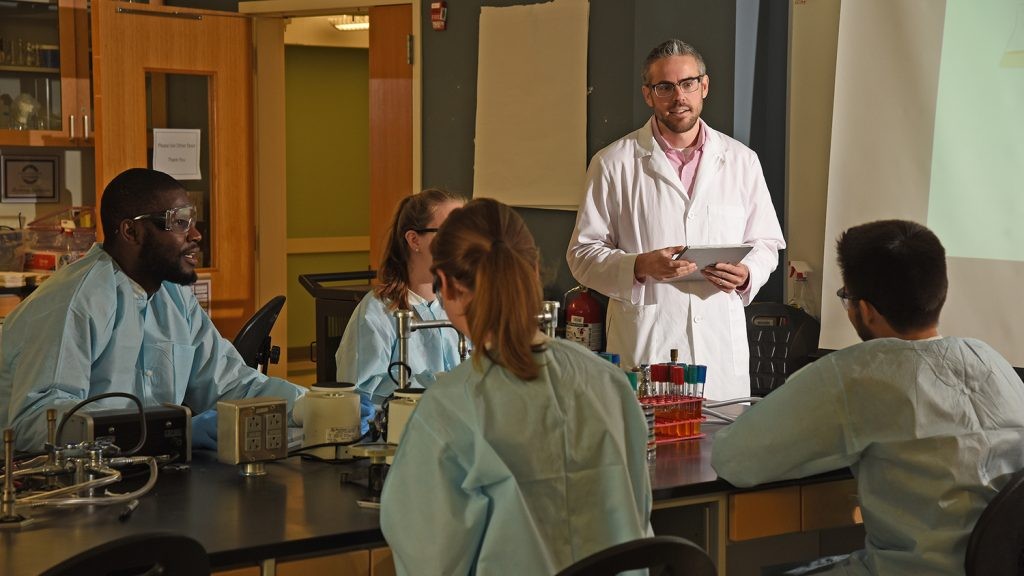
[266, 412, 282, 430]
[266, 432, 282, 450]
[246, 415, 262, 432]
[245, 436, 262, 451]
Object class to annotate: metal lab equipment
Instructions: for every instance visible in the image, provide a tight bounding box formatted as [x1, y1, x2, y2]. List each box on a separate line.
[391, 300, 559, 392]
[385, 301, 560, 445]
[1, 409, 159, 529]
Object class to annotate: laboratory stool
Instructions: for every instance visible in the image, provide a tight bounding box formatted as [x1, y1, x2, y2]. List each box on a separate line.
[554, 535, 716, 576]
[965, 467, 1024, 576]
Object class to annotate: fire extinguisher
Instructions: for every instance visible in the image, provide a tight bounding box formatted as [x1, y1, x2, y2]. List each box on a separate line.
[564, 285, 604, 352]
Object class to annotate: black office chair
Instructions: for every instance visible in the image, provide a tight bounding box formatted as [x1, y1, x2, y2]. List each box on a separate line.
[232, 295, 286, 374]
[745, 302, 820, 397]
[41, 532, 210, 576]
[965, 468, 1024, 576]
[554, 535, 716, 576]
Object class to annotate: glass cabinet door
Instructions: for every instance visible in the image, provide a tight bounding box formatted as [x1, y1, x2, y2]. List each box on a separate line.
[0, 0, 89, 146]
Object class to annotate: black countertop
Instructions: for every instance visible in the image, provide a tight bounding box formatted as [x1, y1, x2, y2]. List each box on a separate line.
[2, 417, 851, 574]
[1, 455, 384, 574]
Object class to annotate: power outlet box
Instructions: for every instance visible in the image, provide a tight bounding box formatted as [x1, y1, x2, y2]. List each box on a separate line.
[217, 397, 288, 465]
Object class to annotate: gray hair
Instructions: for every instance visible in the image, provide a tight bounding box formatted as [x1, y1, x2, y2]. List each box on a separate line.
[641, 39, 706, 84]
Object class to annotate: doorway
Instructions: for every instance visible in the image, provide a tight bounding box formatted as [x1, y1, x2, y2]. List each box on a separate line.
[243, 0, 420, 381]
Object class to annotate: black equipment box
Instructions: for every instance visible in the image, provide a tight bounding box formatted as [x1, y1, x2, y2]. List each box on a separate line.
[62, 404, 193, 462]
[299, 270, 376, 383]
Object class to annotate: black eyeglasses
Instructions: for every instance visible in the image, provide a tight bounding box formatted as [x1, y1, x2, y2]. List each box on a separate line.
[836, 287, 858, 311]
[132, 205, 197, 233]
[647, 75, 704, 98]
[412, 227, 438, 234]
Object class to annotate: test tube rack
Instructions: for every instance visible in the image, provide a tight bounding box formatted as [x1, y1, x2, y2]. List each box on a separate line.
[641, 394, 706, 443]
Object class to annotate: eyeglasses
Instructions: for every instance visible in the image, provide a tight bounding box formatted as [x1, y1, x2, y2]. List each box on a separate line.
[836, 287, 858, 311]
[132, 205, 197, 233]
[412, 227, 438, 234]
[647, 75, 704, 98]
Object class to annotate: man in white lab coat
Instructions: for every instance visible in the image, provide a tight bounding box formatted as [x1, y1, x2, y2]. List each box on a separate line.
[567, 39, 785, 400]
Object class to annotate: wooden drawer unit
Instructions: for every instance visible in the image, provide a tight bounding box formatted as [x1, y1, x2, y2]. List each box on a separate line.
[729, 486, 801, 541]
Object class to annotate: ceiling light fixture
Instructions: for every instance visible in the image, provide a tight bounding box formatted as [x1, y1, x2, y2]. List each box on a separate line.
[330, 15, 370, 31]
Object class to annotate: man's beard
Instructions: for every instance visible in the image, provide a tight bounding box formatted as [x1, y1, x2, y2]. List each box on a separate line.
[850, 307, 874, 342]
[140, 236, 198, 286]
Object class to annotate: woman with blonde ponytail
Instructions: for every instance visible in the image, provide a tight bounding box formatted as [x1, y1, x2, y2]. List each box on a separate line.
[381, 198, 651, 576]
[335, 188, 465, 432]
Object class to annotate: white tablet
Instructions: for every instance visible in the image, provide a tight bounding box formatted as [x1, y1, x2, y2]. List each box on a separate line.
[671, 244, 753, 281]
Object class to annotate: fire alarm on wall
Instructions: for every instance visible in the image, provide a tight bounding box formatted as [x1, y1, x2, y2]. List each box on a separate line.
[431, 1, 447, 31]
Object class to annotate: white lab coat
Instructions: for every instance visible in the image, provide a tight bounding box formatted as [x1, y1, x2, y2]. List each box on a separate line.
[567, 118, 785, 400]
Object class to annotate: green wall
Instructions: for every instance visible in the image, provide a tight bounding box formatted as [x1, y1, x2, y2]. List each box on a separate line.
[285, 45, 371, 348]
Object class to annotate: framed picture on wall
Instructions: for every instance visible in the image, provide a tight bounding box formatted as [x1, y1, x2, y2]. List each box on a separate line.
[0, 152, 61, 203]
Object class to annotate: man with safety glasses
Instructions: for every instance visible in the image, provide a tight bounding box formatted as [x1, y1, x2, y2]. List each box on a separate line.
[712, 220, 1024, 575]
[568, 39, 784, 401]
[0, 168, 306, 451]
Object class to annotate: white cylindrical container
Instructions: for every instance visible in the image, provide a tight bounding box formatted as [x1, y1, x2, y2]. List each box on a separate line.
[302, 383, 361, 460]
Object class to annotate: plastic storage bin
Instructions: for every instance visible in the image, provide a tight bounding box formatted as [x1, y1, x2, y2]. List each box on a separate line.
[24, 206, 96, 271]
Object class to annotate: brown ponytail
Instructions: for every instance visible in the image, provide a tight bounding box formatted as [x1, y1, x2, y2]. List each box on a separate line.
[431, 198, 543, 380]
[376, 188, 465, 311]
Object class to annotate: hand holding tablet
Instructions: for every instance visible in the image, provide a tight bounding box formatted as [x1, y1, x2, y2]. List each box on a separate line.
[672, 245, 753, 281]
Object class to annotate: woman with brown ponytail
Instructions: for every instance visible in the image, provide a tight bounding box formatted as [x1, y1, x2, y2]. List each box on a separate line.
[380, 198, 651, 575]
[335, 188, 465, 433]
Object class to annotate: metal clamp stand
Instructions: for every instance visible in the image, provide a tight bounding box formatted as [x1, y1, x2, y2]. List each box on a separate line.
[0, 410, 160, 529]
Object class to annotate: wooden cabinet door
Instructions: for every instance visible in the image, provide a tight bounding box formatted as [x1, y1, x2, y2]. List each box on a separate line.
[92, 0, 255, 336]
[0, 0, 90, 146]
[368, 4, 412, 267]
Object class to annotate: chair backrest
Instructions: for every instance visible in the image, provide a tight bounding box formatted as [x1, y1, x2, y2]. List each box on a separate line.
[41, 532, 210, 576]
[232, 295, 286, 374]
[745, 302, 820, 397]
[554, 535, 716, 576]
[965, 468, 1024, 576]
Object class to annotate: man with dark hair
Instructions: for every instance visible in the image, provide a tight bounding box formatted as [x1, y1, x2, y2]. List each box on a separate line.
[567, 39, 784, 400]
[713, 219, 1024, 575]
[0, 168, 305, 451]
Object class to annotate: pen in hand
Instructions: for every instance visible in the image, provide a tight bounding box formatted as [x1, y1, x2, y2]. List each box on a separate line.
[119, 499, 139, 522]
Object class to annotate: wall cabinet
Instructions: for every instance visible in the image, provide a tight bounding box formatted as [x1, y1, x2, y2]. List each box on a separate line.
[0, 0, 92, 147]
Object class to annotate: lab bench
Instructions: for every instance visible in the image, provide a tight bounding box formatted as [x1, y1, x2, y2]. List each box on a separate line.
[2, 420, 861, 576]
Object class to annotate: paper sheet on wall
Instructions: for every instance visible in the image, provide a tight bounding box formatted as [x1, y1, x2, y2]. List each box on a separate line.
[473, 0, 588, 209]
[152, 128, 202, 180]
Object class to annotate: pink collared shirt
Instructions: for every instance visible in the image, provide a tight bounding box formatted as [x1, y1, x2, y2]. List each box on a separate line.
[652, 119, 706, 197]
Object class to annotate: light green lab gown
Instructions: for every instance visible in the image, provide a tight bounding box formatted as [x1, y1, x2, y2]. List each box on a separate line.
[381, 338, 652, 576]
[0, 245, 305, 451]
[713, 336, 1024, 575]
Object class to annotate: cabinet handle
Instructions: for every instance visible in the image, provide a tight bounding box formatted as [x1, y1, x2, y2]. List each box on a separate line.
[69, 114, 76, 140]
[83, 115, 90, 140]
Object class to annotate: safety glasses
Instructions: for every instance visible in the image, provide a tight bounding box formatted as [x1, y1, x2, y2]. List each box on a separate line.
[132, 205, 197, 233]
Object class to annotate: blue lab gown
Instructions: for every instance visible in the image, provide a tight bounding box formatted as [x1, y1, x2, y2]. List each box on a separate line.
[335, 290, 462, 432]
[380, 338, 652, 576]
[0, 245, 306, 452]
[712, 336, 1024, 575]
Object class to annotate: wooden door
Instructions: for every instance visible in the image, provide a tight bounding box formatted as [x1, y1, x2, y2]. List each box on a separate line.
[368, 4, 413, 267]
[92, 0, 255, 336]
